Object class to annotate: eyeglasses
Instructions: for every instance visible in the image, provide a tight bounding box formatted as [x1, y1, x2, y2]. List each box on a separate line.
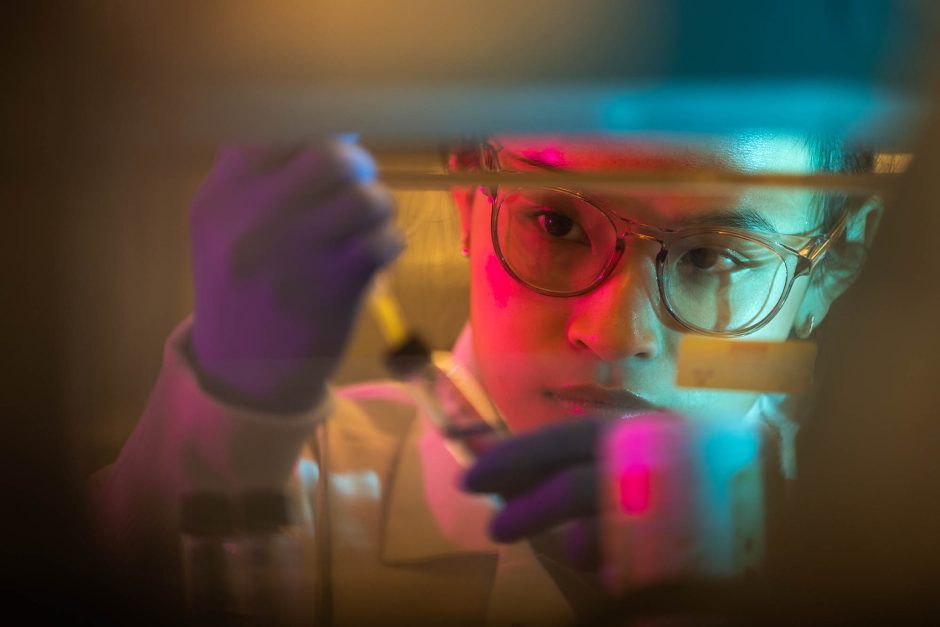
[489, 187, 849, 337]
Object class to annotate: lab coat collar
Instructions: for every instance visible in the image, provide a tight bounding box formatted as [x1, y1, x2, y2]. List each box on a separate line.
[380, 323, 500, 564]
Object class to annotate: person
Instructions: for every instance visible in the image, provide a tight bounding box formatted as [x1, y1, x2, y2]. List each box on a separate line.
[92, 134, 881, 626]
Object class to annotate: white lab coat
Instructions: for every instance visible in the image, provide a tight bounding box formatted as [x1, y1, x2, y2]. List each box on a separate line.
[93, 319, 579, 626]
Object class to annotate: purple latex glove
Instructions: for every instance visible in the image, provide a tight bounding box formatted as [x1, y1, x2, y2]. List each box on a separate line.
[462, 418, 607, 569]
[189, 140, 403, 412]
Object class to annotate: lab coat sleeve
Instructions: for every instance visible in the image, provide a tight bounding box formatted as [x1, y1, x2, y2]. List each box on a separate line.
[91, 316, 329, 563]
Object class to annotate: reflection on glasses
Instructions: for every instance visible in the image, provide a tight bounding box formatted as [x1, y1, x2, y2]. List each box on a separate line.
[490, 187, 849, 337]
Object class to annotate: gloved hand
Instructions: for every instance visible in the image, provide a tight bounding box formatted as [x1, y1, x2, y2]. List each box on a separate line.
[464, 412, 766, 583]
[189, 140, 403, 412]
[462, 418, 608, 569]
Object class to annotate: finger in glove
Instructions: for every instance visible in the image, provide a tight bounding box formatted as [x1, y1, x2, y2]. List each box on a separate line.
[462, 418, 603, 497]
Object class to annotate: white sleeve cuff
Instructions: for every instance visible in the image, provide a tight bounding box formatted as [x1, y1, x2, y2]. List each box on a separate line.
[112, 316, 332, 496]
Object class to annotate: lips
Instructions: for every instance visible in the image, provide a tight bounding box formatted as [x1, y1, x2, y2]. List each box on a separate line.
[543, 384, 658, 418]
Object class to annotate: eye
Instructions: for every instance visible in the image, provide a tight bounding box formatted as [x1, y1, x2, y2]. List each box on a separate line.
[539, 211, 573, 236]
[682, 247, 745, 273]
[536, 210, 587, 242]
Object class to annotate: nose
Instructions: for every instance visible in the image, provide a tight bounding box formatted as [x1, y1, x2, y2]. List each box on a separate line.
[566, 249, 664, 363]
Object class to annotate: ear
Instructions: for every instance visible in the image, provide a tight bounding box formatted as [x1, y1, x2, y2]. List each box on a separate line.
[793, 197, 884, 337]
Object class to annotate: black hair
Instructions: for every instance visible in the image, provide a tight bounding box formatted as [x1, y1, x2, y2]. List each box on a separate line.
[802, 135, 879, 286]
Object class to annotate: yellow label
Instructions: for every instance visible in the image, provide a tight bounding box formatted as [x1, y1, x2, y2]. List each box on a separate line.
[675, 336, 817, 393]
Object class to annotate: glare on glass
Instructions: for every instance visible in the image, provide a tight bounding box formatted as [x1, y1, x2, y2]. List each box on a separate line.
[489, 187, 848, 337]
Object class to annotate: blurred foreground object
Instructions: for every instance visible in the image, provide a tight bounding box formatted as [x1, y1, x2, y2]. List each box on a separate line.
[780, 64, 940, 624]
[180, 490, 310, 626]
[107, 1, 932, 147]
[676, 337, 817, 395]
[600, 415, 765, 594]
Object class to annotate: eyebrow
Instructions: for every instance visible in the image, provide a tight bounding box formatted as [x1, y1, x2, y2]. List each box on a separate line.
[679, 209, 779, 233]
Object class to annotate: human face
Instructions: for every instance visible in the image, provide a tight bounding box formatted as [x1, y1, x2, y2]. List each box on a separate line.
[462, 135, 833, 433]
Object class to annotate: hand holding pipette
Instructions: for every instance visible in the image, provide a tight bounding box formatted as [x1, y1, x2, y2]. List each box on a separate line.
[188, 140, 403, 412]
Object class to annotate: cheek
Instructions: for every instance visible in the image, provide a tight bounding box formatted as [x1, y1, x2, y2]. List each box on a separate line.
[471, 253, 568, 355]
[470, 251, 577, 428]
[484, 254, 511, 309]
[467, 201, 559, 366]
[747, 277, 809, 341]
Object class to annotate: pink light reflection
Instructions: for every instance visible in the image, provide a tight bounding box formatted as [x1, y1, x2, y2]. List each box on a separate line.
[520, 146, 568, 168]
[618, 464, 652, 515]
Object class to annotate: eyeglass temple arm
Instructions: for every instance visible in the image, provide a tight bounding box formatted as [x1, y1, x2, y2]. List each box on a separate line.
[794, 206, 853, 276]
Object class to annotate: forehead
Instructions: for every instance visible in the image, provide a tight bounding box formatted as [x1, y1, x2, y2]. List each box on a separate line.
[493, 134, 825, 234]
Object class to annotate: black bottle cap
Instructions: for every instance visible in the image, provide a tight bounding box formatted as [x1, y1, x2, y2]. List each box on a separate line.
[242, 489, 289, 532]
[383, 333, 432, 377]
[180, 492, 236, 536]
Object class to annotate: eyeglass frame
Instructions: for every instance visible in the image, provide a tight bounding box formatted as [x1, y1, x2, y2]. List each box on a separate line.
[487, 185, 851, 338]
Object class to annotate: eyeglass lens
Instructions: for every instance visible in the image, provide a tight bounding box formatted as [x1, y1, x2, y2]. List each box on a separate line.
[494, 188, 791, 334]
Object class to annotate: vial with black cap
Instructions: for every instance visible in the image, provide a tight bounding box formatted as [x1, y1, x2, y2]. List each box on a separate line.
[180, 491, 250, 626]
[239, 489, 308, 627]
